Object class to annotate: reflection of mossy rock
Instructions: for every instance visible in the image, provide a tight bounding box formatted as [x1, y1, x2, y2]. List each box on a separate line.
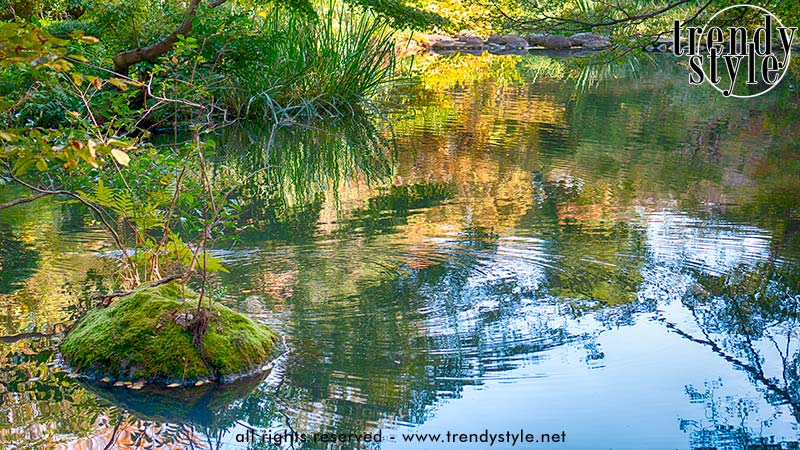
[61, 282, 279, 384]
[79, 372, 269, 429]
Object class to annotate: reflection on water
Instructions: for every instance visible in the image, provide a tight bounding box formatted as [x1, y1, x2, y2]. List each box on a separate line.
[1, 56, 800, 449]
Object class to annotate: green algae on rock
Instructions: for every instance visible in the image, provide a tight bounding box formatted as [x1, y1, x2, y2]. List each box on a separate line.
[60, 282, 279, 384]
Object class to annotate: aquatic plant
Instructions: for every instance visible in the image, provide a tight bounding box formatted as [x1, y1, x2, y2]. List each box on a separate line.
[218, 4, 400, 120]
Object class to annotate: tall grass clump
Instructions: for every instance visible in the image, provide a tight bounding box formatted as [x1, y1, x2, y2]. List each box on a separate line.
[222, 3, 398, 120]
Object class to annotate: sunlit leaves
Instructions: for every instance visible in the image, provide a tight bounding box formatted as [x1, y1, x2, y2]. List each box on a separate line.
[76, 35, 100, 44]
[0, 130, 139, 174]
[110, 148, 130, 166]
[0, 24, 142, 174]
[0, 23, 72, 72]
[77, 179, 163, 233]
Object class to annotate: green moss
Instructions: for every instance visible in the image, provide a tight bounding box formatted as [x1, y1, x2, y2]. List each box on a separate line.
[60, 282, 279, 383]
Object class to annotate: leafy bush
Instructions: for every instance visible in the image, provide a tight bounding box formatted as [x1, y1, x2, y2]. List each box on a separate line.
[1, 0, 87, 20]
[44, 19, 100, 38]
[83, 0, 186, 51]
[0, 0, 43, 21]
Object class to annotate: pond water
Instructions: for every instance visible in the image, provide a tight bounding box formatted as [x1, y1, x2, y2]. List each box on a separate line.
[1, 55, 800, 450]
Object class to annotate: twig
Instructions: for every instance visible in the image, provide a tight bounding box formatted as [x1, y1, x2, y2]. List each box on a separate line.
[102, 415, 124, 450]
[91, 273, 186, 305]
[151, 165, 188, 279]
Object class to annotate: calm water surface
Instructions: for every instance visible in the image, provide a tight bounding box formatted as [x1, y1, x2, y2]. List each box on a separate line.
[1, 55, 800, 449]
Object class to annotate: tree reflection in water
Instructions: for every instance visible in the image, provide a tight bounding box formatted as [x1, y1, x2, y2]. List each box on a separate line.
[670, 262, 800, 449]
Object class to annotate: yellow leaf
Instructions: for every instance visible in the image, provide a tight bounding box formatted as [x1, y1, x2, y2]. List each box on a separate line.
[78, 35, 100, 44]
[87, 139, 97, 158]
[108, 78, 129, 90]
[107, 138, 132, 148]
[110, 148, 130, 166]
[257, 11, 267, 18]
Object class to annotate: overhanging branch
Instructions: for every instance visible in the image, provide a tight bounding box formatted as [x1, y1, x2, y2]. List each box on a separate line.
[112, 0, 228, 75]
[518, 0, 697, 31]
[0, 192, 50, 210]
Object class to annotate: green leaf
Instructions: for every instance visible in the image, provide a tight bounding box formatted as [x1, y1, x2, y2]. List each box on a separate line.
[13, 156, 36, 175]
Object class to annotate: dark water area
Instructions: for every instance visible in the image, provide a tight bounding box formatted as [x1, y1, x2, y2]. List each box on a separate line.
[1, 55, 800, 449]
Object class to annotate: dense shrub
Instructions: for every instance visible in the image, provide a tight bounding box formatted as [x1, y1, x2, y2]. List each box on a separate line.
[45, 18, 100, 38]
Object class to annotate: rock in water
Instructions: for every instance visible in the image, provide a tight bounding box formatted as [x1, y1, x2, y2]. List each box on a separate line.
[487, 34, 528, 49]
[525, 33, 548, 47]
[455, 32, 484, 49]
[543, 35, 572, 50]
[431, 36, 460, 50]
[424, 34, 454, 50]
[60, 282, 279, 385]
[569, 32, 606, 46]
[583, 39, 611, 50]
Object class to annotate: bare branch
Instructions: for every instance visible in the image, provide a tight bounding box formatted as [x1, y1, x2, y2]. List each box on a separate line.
[91, 273, 186, 305]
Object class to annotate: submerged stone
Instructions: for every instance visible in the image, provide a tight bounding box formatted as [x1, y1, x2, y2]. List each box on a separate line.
[60, 282, 279, 385]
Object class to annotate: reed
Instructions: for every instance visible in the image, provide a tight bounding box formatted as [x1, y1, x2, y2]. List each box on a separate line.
[222, 3, 398, 120]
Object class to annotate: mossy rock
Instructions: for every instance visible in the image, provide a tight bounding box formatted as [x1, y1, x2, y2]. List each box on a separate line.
[61, 282, 279, 384]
